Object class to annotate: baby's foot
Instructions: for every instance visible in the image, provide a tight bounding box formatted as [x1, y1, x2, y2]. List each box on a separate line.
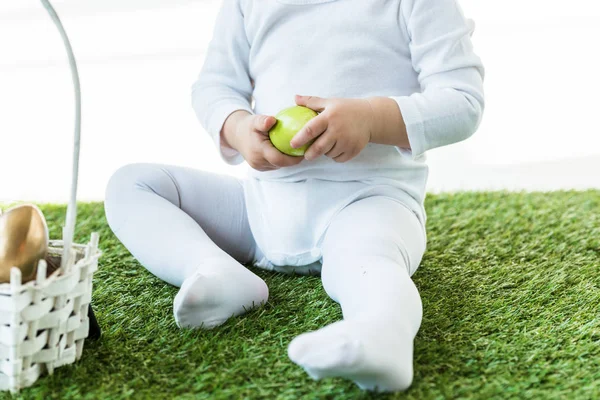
[288, 319, 414, 392]
[173, 268, 268, 329]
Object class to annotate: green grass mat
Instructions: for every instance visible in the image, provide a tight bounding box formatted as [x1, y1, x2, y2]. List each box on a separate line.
[1, 191, 599, 399]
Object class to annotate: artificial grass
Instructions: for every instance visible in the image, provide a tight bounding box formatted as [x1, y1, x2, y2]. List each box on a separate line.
[1, 191, 599, 400]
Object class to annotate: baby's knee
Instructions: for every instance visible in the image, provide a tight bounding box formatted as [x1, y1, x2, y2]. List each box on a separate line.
[104, 163, 156, 231]
[326, 234, 406, 265]
[106, 163, 142, 200]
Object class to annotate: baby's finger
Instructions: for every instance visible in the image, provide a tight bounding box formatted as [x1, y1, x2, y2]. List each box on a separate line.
[295, 95, 327, 112]
[325, 141, 344, 159]
[251, 164, 279, 172]
[258, 164, 279, 171]
[304, 135, 336, 161]
[263, 144, 304, 168]
[254, 115, 277, 133]
[290, 114, 328, 149]
[333, 152, 352, 163]
[247, 156, 278, 171]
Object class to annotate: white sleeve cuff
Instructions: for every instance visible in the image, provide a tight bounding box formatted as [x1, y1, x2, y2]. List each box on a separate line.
[391, 96, 428, 159]
[207, 101, 253, 166]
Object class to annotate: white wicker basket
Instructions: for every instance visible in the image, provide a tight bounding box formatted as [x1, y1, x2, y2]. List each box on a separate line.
[0, 0, 102, 392]
[0, 234, 101, 392]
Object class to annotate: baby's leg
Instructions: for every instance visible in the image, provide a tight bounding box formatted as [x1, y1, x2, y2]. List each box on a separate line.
[104, 163, 268, 329]
[288, 197, 426, 392]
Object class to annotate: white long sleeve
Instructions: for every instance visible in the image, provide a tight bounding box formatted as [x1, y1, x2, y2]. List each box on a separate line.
[393, 0, 485, 158]
[191, 0, 252, 164]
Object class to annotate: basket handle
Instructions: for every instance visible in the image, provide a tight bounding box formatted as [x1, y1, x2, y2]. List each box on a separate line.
[40, 0, 81, 269]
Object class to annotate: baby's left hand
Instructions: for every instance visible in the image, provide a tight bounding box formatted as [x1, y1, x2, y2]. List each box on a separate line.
[290, 95, 373, 162]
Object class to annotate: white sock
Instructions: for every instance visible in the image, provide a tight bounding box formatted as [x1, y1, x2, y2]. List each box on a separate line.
[288, 317, 415, 392]
[286, 195, 426, 392]
[287, 253, 423, 392]
[173, 260, 269, 329]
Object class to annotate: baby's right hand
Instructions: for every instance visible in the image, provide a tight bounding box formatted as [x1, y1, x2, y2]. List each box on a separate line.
[222, 112, 303, 171]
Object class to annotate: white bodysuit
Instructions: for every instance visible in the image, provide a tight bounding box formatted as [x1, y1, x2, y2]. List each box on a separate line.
[191, 0, 485, 268]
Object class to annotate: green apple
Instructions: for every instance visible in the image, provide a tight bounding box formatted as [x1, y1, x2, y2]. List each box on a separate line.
[269, 106, 318, 156]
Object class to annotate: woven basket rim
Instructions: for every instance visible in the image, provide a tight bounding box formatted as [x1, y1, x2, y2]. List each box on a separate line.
[0, 241, 101, 294]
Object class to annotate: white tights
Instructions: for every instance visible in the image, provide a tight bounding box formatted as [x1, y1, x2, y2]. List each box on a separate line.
[104, 163, 426, 392]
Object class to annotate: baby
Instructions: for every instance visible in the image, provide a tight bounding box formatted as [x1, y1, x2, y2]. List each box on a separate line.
[105, 0, 484, 392]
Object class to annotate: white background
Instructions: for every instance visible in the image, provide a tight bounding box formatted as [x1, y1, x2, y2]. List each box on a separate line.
[1, 0, 599, 203]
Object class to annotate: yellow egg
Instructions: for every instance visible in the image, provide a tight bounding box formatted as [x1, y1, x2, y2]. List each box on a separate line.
[0, 204, 49, 283]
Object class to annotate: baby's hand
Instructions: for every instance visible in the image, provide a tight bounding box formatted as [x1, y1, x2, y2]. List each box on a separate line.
[290, 95, 373, 162]
[222, 111, 303, 171]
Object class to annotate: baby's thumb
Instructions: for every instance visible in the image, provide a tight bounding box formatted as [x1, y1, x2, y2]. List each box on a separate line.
[254, 115, 277, 133]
